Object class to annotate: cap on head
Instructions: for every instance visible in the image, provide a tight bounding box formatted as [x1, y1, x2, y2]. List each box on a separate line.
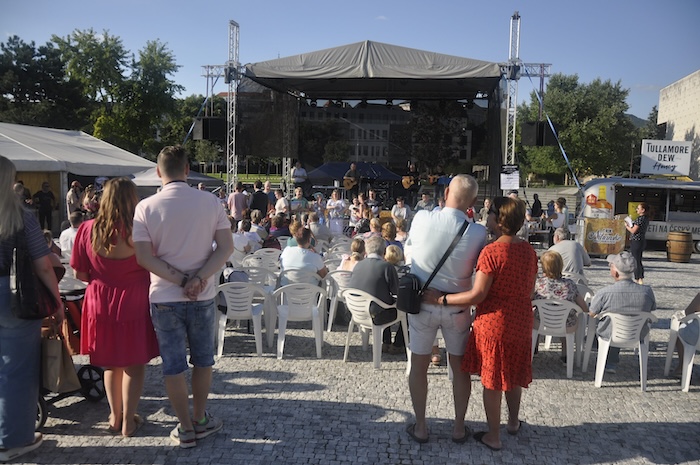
[607, 251, 637, 274]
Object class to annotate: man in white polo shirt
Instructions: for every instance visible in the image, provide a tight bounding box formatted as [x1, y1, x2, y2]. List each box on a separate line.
[404, 174, 487, 444]
[133, 145, 233, 449]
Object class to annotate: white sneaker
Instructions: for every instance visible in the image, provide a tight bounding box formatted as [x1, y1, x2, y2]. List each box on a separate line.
[0, 432, 43, 462]
[194, 411, 223, 440]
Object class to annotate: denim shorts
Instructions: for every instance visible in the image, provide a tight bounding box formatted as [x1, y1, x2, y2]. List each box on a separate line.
[150, 299, 216, 376]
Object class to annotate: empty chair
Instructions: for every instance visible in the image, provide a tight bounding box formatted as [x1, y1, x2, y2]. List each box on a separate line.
[241, 266, 278, 347]
[253, 247, 283, 262]
[531, 299, 583, 378]
[574, 283, 595, 367]
[591, 312, 657, 391]
[342, 288, 409, 369]
[562, 271, 589, 285]
[324, 250, 347, 261]
[664, 313, 700, 392]
[216, 282, 268, 357]
[324, 269, 353, 332]
[330, 235, 352, 246]
[328, 242, 351, 254]
[314, 239, 330, 255]
[243, 252, 280, 274]
[272, 283, 327, 359]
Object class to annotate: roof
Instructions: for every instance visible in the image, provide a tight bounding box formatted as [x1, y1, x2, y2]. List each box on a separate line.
[0, 122, 155, 176]
[307, 162, 401, 183]
[130, 167, 223, 187]
[244, 40, 503, 100]
[585, 177, 700, 191]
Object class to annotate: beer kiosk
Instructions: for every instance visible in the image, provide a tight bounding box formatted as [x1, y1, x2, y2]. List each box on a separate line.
[580, 185, 627, 256]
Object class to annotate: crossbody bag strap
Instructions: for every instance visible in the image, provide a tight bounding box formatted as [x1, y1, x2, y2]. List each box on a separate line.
[420, 220, 469, 293]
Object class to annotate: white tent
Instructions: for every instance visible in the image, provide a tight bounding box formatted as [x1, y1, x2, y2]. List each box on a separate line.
[130, 167, 223, 187]
[0, 122, 155, 175]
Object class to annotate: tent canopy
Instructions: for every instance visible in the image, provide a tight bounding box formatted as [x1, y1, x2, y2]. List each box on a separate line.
[245, 40, 503, 100]
[130, 167, 223, 187]
[307, 162, 401, 184]
[0, 122, 155, 176]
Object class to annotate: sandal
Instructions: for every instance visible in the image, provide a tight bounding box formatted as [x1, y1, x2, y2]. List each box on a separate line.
[123, 414, 145, 438]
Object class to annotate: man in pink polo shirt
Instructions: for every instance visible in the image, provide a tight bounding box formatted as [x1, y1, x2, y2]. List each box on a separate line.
[133, 145, 233, 449]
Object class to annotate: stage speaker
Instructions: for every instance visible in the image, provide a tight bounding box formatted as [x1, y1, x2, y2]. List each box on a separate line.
[193, 117, 227, 141]
[521, 122, 539, 146]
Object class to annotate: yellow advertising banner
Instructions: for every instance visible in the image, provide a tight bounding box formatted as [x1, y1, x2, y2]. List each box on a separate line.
[582, 218, 627, 255]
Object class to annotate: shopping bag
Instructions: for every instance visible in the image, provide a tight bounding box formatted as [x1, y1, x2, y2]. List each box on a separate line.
[42, 336, 81, 393]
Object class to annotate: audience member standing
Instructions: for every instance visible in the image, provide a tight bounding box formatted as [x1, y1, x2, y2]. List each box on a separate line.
[66, 180, 82, 218]
[227, 182, 249, 222]
[33, 181, 57, 231]
[428, 197, 537, 451]
[133, 146, 233, 448]
[0, 156, 62, 462]
[405, 174, 487, 444]
[71, 178, 159, 437]
[249, 180, 271, 216]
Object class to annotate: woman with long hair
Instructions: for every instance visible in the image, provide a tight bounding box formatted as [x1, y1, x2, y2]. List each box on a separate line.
[71, 178, 159, 437]
[424, 197, 538, 451]
[0, 156, 62, 461]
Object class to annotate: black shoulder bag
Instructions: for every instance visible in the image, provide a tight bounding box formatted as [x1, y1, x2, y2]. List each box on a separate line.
[396, 220, 469, 314]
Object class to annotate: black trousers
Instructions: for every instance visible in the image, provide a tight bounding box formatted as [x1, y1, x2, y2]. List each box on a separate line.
[629, 239, 645, 280]
[38, 209, 52, 231]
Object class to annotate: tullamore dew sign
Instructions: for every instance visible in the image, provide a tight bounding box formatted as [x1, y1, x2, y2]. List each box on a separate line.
[640, 139, 692, 176]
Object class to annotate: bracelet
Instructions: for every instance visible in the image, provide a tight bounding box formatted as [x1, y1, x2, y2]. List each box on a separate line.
[180, 274, 189, 288]
[442, 293, 448, 306]
[193, 275, 204, 283]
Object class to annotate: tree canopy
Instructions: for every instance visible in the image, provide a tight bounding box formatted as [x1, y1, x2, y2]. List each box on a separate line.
[519, 74, 639, 179]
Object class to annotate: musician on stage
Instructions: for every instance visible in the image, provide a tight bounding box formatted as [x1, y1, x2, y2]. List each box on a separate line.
[402, 163, 421, 206]
[343, 162, 360, 198]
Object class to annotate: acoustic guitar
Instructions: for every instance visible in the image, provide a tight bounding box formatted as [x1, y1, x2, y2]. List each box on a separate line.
[402, 176, 417, 189]
[427, 175, 441, 185]
[343, 178, 358, 190]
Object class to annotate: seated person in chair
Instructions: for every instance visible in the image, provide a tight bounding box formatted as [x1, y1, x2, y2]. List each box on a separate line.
[589, 251, 656, 373]
[348, 236, 403, 353]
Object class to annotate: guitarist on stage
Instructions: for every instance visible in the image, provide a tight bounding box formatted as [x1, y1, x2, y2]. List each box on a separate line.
[343, 162, 360, 198]
[401, 163, 421, 206]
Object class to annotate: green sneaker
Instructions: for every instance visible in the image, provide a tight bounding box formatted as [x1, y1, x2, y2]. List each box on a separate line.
[170, 425, 196, 448]
[194, 411, 223, 439]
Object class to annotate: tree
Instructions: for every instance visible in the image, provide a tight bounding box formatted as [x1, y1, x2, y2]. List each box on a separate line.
[519, 74, 638, 179]
[0, 36, 88, 129]
[323, 140, 350, 162]
[639, 106, 665, 140]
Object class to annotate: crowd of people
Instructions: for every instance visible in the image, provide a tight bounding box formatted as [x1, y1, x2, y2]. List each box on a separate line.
[0, 153, 690, 461]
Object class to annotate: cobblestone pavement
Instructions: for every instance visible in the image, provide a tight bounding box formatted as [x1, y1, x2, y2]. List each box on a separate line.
[19, 251, 700, 465]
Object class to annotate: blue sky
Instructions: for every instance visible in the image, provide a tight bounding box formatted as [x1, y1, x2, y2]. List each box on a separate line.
[2, 0, 698, 118]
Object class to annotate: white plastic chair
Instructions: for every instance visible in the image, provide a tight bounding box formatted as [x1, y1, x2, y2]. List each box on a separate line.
[342, 288, 409, 369]
[562, 271, 589, 285]
[323, 258, 342, 272]
[324, 269, 353, 332]
[216, 282, 267, 357]
[574, 283, 595, 367]
[330, 235, 352, 245]
[277, 269, 323, 287]
[531, 299, 583, 378]
[243, 252, 280, 274]
[276, 236, 292, 250]
[272, 283, 327, 359]
[592, 312, 658, 391]
[324, 250, 347, 261]
[328, 242, 352, 254]
[240, 266, 278, 347]
[314, 239, 330, 255]
[664, 313, 700, 392]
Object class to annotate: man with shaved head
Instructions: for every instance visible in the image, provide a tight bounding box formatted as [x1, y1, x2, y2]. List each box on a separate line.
[404, 174, 487, 444]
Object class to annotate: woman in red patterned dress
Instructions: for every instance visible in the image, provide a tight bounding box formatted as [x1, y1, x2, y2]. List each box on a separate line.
[71, 178, 159, 437]
[425, 197, 538, 451]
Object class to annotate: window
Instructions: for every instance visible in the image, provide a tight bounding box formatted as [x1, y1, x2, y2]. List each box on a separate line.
[350, 129, 355, 139]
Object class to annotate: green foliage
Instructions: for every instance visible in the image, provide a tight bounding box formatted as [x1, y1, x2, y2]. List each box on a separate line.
[298, 120, 347, 167]
[194, 140, 221, 164]
[520, 74, 638, 179]
[0, 36, 89, 129]
[323, 140, 350, 162]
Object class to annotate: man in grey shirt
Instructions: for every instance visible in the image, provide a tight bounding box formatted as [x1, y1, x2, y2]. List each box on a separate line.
[548, 228, 591, 277]
[589, 251, 656, 373]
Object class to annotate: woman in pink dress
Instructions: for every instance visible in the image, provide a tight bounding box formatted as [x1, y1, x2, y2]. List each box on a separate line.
[71, 178, 159, 437]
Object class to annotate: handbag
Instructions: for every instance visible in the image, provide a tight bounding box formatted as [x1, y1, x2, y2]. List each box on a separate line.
[10, 227, 60, 320]
[42, 330, 81, 393]
[397, 220, 469, 314]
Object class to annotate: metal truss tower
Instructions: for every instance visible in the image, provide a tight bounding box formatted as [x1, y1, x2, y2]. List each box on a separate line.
[226, 20, 240, 191]
[503, 12, 551, 166]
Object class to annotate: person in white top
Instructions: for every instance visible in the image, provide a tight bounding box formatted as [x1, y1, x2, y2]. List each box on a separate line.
[59, 211, 84, 259]
[133, 145, 233, 448]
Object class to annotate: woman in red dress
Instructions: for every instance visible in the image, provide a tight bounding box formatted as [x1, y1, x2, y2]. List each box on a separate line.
[425, 197, 538, 451]
[71, 178, 159, 437]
